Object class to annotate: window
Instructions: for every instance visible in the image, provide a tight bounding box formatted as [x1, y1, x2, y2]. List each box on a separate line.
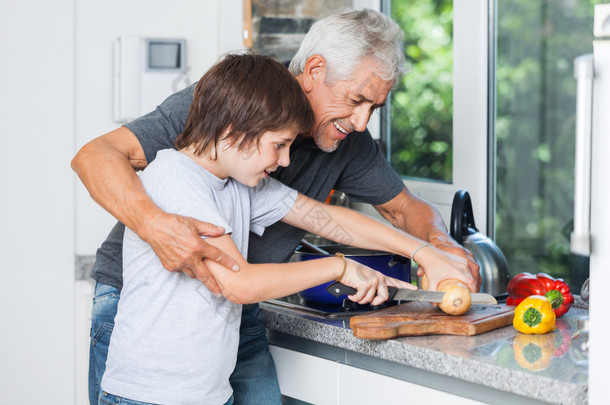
[387, 0, 594, 291]
[384, 1, 489, 232]
[387, 0, 453, 182]
[494, 0, 595, 289]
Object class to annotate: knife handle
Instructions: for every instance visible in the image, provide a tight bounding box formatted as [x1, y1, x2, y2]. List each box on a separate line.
[326, 282, 399, 300]
[326, 282, 356, 297]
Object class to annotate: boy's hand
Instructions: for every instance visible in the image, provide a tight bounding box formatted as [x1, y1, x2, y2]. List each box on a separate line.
[415, 245, 476, 293]
[341, 260, 416, 307]
[141, 212, 240, 295]
[428, 235, 481, 291]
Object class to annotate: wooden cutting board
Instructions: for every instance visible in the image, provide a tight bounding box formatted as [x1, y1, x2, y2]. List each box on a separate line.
[350, 302, 514, 339]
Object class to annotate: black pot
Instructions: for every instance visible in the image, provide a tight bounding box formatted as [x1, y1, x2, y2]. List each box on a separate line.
[291, 245, 411, 305]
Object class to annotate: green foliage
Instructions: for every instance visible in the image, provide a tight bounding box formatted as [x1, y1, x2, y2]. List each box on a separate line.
[495, 0, 596, 289]
[390, 0, 453, 181]
[389, 0, 597, 290]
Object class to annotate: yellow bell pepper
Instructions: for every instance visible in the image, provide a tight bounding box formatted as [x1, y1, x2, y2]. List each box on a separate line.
[513, 295, 556, 334]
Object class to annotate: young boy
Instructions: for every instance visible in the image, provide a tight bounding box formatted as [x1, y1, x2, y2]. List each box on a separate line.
[99, 53, 469, 405]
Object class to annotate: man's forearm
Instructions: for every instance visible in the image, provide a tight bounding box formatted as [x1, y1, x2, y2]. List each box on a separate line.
[71, 129, 160, 238]
[72, 127, 239, 287]
[375, 187, 449, 242]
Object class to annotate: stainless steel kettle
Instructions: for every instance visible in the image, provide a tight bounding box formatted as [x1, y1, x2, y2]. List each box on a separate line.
[450, 190, 510, 298]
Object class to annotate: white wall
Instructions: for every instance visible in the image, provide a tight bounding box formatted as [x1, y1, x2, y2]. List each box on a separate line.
[0, 0, 76, 403]
[75, 0, 244, 255]
[73, 0, 379, 254]
[0, 0, 243, 403]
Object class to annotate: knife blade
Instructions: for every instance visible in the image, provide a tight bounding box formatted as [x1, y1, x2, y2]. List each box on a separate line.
[326, 282, 497, 305]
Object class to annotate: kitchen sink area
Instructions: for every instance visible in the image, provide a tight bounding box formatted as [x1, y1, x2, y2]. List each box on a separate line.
[262, 296, 589, 404]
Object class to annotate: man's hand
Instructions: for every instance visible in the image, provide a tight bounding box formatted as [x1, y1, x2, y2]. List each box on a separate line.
[374, 188, 481, 291]
[70, 128, 239, 295]
[424, 235, 481, 291]
[141, 211, 240, 295]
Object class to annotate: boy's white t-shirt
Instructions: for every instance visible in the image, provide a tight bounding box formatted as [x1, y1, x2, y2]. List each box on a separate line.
[101, 149, 297, 405]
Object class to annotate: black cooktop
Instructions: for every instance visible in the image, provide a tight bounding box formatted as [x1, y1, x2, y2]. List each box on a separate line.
[265, 294, 400, 319]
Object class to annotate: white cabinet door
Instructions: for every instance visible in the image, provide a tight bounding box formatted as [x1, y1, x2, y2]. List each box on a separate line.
[337, 364, 485, 405]
[270, 345, 485, 405]
[269, 346, 337, 405]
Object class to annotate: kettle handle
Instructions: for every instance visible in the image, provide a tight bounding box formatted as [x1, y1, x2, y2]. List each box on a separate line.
[450, 190, 479, 245]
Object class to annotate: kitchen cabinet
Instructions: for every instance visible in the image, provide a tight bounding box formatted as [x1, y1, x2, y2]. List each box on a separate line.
[337, 363, 484, 404]
[270, 346, 336, 404]
[271, 345, 484, 404]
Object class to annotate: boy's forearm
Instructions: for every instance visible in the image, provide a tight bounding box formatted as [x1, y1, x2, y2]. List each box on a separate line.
[214, 258, 344, 304]
[320, 205, 424, 258]
[284, 195, 423, 260]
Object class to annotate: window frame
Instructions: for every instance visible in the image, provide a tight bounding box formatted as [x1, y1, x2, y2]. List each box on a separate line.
[382, 0, 492, 234]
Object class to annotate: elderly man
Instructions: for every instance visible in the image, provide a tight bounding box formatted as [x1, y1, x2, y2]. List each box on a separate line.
[72, 8, 479, 405]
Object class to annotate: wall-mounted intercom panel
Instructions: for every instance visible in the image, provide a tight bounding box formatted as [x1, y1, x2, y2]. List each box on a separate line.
[114, 36, 188, 123]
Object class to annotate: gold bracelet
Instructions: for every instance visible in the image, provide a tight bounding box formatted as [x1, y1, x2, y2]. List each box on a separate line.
[335, 252, 347, 282]
[411, 243, 433, 265]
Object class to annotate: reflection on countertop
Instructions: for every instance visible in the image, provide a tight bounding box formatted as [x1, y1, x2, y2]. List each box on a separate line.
[261, 299, 588, 405]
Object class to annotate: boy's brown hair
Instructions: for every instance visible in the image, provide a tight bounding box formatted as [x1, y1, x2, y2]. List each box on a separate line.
[176, 53, 314, 156]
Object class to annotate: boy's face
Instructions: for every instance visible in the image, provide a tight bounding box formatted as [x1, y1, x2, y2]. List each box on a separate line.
[307, 58, 393, 152]
[231, 129, 296, 187]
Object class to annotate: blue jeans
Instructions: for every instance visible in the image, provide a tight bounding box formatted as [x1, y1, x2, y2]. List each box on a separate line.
[89, 283, 119, 405]
[98, 391, 233, 405]
[88, 281, 281, 405]
[231, 303, 282, 404]
[97, 390, 151, 405]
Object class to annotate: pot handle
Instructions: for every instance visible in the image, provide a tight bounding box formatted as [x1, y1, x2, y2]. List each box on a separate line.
[299, 239, 330, 255]
[387, 254, 410, 267]
[450, 190, 479, 245]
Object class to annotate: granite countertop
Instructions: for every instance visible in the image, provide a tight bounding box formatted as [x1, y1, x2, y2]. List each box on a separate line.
[76, 255, 588, 403]
[261, 298, 588, 405]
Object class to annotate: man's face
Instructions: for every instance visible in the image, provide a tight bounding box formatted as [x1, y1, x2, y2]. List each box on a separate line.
[307, 58, 394, 152]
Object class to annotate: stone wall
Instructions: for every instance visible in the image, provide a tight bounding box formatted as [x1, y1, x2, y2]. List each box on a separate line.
[251, 0, 352, 61]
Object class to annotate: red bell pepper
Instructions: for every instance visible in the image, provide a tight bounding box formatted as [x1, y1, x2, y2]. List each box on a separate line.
[506, 272, 574, 317]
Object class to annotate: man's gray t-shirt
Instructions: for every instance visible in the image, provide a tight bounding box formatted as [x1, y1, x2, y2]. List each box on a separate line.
[101, 149, 297, 404]
[90, 83, 405, 290]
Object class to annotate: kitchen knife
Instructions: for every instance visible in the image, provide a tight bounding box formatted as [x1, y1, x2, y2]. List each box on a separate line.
[326, 282, 497, 305]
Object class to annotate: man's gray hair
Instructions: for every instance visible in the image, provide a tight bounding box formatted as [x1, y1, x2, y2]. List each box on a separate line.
[288, 8, 406, 86]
